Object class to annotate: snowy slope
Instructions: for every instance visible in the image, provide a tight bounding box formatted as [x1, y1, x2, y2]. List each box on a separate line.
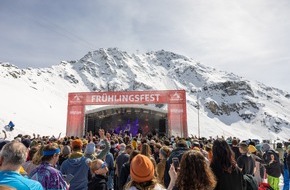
[1, 48, 290, 141]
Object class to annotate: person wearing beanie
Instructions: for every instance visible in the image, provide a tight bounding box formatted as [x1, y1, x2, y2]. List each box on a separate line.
[131, 137, 138, 150]
[125, 154, 165, 190]
[62, 145, 71, 156]
[61, 129, 110, 190]
[84, 142, 97, 160]
[71, 139, 83, 150]
[58, 145, 71, 167]
[261, 143, 271, 153]
[248, 145, 257, 154]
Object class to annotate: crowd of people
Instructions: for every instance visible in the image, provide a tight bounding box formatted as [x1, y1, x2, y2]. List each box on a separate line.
[0, 129, 289, 190]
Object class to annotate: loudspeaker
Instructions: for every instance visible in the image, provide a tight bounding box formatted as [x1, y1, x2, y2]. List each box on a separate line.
[159, 119, 166, 136]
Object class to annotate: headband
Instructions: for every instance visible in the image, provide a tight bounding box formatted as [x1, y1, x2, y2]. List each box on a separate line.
[43, 148, 60, 156]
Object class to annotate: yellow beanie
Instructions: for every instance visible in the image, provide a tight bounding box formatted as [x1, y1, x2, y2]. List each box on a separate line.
[132, 140, 137, 150]
[248, 145, 257, 153]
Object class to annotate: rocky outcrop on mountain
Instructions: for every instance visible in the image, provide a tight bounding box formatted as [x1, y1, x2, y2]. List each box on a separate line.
[203, 81, 258, 118]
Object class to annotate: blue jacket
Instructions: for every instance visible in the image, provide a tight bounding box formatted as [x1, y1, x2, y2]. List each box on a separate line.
[60, 154, 91, 190]
[0, 170, 43, 190]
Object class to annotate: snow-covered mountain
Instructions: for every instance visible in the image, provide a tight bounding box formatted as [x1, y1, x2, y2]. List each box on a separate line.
[1, 48, 290, 141]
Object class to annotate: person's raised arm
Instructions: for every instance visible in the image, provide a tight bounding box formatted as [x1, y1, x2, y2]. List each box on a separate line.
[96, 129, 110, 159]
[2, 130, 7, 140]
[167, 164, 178, 190]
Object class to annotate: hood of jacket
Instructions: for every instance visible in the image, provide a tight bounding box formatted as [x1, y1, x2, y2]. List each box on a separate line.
[66, 152, 87, 167]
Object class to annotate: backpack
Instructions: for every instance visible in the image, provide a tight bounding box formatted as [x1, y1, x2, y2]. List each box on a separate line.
[258, 182, 274, 190]
[243, 174, 258, 190]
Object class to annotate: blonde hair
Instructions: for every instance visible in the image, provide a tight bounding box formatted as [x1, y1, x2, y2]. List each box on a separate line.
[32, 145, 44, 165]
[159, 146, 171, 159]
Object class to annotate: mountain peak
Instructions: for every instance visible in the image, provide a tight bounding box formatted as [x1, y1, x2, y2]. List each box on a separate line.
[1, 48, 290, 140]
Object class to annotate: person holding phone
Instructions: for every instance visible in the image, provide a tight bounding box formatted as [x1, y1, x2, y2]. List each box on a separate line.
[168, 150, 216, 190]
[163, 139, 189, 188]
[171, 157, 180, 172]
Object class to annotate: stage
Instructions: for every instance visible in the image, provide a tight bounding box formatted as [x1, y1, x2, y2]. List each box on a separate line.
[85, 105, 167, 137]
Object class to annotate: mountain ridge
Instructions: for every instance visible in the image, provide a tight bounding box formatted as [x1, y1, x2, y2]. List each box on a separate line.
[1, 48, 290, 140]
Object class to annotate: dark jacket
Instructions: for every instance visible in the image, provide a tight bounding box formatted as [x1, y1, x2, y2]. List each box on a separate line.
[116, 152, 129, 177]
[265, 161, 281, 178]
[237, 154, 255, 175]
[163, 147, 189, 188]
[211, 164, 244, 190]
[88, 174, 108, 190]
[119, 162, 130, 190]
[262, 149, 281, 178]
[287, 153, 290, 170]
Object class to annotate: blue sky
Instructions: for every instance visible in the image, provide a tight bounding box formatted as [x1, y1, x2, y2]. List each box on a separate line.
[1, 0, 290, 92]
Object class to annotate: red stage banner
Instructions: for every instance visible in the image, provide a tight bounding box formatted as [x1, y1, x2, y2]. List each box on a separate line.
[66, 90, 187, 137]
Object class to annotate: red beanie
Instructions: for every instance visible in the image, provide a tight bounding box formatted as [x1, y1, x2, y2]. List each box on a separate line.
[130, 154, 154, 183]
[71, 139, 83, 149]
